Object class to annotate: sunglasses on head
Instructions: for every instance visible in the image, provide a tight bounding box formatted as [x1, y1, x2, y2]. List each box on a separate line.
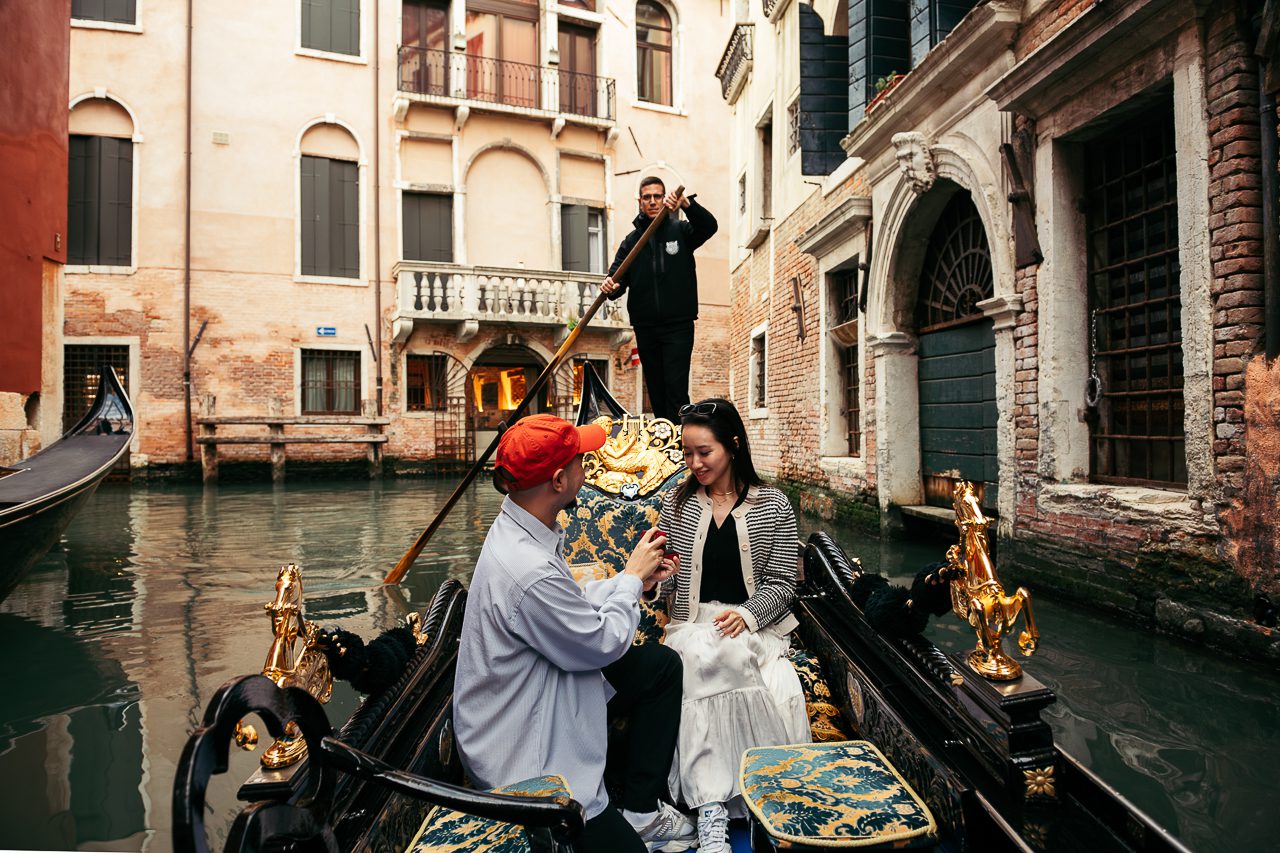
[678, 402, 718, 417]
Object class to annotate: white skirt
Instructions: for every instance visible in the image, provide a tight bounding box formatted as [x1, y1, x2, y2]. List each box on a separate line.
[663, 602, 810, 808]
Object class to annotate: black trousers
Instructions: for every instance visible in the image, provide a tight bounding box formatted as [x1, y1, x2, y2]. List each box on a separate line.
[602, 641, 683, 814]
[633, 321, 695, 422]
[581, 804, 647, 852]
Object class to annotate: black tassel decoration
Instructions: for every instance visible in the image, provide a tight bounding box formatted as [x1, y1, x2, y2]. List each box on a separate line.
[315, 625, 418, 695]
[865, 586, 930, 637]
[910, 560, 956, 617]
[851, 572, 890, 608]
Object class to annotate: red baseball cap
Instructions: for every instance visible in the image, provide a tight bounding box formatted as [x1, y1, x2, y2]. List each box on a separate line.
[494, 414, 608, 491]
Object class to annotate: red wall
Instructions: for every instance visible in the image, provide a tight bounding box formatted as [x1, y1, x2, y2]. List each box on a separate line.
[0, 1, 69, 394]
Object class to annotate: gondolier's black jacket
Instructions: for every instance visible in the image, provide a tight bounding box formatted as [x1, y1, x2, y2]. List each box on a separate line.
[605, 197, 717, 328]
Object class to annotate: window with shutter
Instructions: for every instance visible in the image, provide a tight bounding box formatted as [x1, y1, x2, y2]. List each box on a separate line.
[72, 0, 137, 25]
[302, 0, 361, 56]
[301, 155, 360, 278]
[561, 205, 605, 273]
[403, 192, 454, 262]
[68, 135, 133, 267]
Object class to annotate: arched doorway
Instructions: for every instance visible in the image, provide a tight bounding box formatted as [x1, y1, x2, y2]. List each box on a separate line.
[915, 190, 997, 512]
[469, 344, 553, 458]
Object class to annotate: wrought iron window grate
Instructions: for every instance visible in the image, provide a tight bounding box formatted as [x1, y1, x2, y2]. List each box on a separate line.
[302, 350, 361, 415]
[64, 345, 130, 432]
[1085, 103, 1185, 487]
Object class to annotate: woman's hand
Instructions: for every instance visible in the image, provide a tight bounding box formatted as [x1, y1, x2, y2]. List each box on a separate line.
[645, 553, 679, 592]
[713, 609, 747, 639]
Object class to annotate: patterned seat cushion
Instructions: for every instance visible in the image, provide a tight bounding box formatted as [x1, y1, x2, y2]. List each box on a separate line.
[405, 775, 573, 853]
[788, 648, 853, 742]
[740, 741, 937, 849]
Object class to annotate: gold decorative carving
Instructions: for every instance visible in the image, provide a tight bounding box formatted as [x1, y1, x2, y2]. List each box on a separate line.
[239, 564, 334, 768]
[946, 482, 1040, 680]
[582, 415, 683, 499]
[1023, 765, 1056, 799]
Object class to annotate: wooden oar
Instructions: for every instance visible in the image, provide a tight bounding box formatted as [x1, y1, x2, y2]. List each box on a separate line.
[383, 186, 685, 585]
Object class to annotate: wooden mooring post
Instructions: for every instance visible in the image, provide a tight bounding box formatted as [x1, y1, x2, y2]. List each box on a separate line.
[200, 394, 218, 484]
[268, 398, 286, 483]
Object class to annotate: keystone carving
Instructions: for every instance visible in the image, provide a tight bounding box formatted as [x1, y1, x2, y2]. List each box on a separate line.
[891, 132, 936, 194]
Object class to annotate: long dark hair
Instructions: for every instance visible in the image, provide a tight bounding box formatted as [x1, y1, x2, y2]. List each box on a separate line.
[674, 398, 764, 511]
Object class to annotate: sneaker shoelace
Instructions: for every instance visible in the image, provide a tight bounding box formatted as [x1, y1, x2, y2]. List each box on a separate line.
[698, 808, 728, 851]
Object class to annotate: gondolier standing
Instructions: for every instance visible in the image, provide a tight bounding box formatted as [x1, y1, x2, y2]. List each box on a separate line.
[602, 177, 717, 422]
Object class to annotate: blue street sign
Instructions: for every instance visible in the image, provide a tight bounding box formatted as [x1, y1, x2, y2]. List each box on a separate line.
[316, 326, 336, 337]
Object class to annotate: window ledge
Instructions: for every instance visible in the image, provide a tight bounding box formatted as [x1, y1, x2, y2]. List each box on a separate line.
[66, 264, 136, 275]
[295, 274, 366, 287]
[295, 46, 368, 66]
[749, 406, 768, 420]
[743, 222, 771, 250]
[630, 100, 686, 117]
[402, 411, 445, 419]
[72, 19, 143, 34]
[819, 456, 867, 478]
[1037, 482, 1214, 532]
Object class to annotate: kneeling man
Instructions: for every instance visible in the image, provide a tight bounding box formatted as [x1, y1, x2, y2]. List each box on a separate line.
[454, 414, 696, 851]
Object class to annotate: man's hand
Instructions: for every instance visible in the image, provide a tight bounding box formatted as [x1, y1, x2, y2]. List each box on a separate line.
[601, 276, 620, 295]
[663, 191, 689, 212]
[624, 528, 667, 584]
[713, 609, 747, 639]
[644, 553, 680, 592]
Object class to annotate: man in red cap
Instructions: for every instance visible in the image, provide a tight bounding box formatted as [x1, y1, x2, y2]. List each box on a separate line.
[454, 414, 697, 852]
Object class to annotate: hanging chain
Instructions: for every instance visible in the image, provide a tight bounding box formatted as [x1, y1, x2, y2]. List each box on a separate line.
[1085, 308, 1103, 408]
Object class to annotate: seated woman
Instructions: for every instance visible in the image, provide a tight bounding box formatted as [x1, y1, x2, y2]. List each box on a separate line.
[654, 398, 810, 853]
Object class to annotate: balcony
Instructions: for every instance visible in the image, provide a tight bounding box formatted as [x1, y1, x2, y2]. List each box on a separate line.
[715, 24, 753, 104]
[397, 46, 616, 124]
[391, 262, 631, 345]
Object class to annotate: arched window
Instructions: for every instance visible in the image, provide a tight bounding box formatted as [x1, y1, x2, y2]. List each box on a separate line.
[298, 122, 361, 279]
[68, 96, 137, 267]
[636, 0, 672, 106]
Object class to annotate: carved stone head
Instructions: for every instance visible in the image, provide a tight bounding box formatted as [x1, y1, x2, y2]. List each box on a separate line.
[891, 131, 936, 194]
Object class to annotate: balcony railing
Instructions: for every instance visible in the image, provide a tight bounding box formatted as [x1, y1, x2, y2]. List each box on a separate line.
[397, 45, 616, 122]
[715, 24, 753, 103]
[395, 262, 629, 333]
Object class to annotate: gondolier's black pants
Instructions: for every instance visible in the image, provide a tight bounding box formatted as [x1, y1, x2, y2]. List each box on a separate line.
[600, 641, 682, 815]
[634, 321, 695, 423]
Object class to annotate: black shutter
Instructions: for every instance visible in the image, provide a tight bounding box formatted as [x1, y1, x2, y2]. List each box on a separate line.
[300, 155, 323, 275]
[561, 204, 589, 271]
[105, 0, 137, 24]
[302, 0, 330, 51]
[335, 159, 360, 277]
[403, 192, 452, 262]
[848, 0, 911, 116]
[68, 136, 99, 265]
[335, 0, 361, 56]
[72, 0, 105, 21]
[101, 137, 133, 266]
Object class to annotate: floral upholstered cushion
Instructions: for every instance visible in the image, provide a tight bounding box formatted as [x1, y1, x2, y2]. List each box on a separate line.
[560, 474, 682, 645]
[405, 775, 573, 853]
[740, 741, 937, 849]
[788, 647, 853, 742]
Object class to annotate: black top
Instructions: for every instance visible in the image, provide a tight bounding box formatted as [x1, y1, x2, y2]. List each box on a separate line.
[699, 492, 749, 606]
[605, 197, 718, 328]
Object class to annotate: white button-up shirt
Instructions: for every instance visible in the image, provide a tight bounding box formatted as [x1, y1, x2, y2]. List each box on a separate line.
[454, 496, 643, 819]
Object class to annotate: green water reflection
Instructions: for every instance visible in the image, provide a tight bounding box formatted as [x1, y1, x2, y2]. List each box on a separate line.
[0, 480, 1274, 851]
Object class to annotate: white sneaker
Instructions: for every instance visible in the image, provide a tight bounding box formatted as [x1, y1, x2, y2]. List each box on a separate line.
[634, 801, 697, 852]
[696, 802, 729, 853]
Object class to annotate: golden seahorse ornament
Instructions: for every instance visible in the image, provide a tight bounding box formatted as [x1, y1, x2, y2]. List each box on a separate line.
[233, 563, 334, 768]
[945, 482, 1040, 680]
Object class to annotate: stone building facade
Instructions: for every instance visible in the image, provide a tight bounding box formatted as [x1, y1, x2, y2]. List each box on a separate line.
[64, 0, 732, 477]
[718, 0, 1280, 657]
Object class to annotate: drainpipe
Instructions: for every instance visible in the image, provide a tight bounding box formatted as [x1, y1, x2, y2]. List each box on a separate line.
[372, 0, 384, 414]
[183, 0, 194, 460]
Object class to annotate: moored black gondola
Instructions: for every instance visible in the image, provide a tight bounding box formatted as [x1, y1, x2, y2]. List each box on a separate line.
[0, 367, 133, 602]
[173, 365, 1190, 853]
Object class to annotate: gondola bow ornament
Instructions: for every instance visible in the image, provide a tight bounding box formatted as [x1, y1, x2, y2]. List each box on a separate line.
[946, 482, 1040, 680]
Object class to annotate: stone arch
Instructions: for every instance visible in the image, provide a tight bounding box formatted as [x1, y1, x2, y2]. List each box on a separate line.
[871, 138, 1013, 338]
[69, 91, 141, 141]
[294, 115, 366, 164]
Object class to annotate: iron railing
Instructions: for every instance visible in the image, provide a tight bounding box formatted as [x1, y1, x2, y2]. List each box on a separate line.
[715, 24, 753, 102]
[397, 45, 616, 121]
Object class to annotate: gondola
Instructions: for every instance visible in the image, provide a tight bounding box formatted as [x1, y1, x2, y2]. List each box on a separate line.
[0, 367, 133, 602]
[173, 366, 1190, 853]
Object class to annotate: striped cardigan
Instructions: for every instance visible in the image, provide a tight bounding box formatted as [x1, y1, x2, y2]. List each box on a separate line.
[655, 483, 799, 634]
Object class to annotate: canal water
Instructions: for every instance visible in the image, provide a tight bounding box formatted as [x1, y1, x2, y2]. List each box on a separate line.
[0, 479, 1275, 852]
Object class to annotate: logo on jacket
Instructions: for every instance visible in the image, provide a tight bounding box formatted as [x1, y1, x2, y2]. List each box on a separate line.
[665, 240, 679, 255]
